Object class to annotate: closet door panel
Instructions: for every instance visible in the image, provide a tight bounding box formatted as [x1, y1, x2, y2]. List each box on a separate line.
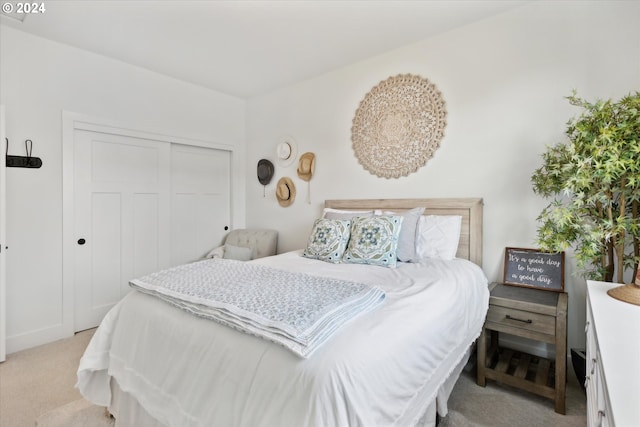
[132, 193, 161, 278]
[170, 144, 230, 266]
[73, 130, 171, 331]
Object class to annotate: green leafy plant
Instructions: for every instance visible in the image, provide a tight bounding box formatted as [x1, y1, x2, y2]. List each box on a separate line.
[531, 91, 640, 283]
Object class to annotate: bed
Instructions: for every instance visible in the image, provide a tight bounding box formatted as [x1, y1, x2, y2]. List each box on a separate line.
[77, 198, 489, 427]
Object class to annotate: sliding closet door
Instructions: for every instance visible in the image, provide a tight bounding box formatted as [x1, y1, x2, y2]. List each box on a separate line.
[170, 144, 230, 266]
[71, 123, 233, 332]
[73, 129, 171, 331]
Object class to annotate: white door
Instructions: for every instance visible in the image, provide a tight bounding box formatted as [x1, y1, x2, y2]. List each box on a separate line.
[0, 106, 6, 362]
[74, 129, 171, 331]
[73, 128, 232, 332]
[170, 144, 230, 266]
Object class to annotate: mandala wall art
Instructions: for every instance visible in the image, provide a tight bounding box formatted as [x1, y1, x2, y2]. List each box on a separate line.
[351, 74, 447, 179]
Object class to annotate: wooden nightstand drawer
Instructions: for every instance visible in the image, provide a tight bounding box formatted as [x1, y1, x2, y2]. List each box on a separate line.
[486, 305, 555, 336]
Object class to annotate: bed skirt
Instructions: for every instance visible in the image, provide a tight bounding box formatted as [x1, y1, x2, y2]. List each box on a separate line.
[106, 345, 473, 427]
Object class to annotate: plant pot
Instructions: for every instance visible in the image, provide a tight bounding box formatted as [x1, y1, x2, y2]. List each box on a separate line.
[571, 348, 586, 392]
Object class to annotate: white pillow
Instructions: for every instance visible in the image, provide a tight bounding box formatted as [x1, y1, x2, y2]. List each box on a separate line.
[223, 244, 253, 261]
[415, 215, 462, 260]
[322, 208, 374, 220]
[381, 207, 425, 262]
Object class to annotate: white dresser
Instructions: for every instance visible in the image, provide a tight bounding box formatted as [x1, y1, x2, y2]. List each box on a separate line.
[585, 280, 640, 426]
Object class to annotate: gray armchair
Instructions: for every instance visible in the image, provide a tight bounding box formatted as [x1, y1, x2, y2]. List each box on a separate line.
[206, 229, 278, 260]
[224, 229, 278, 259]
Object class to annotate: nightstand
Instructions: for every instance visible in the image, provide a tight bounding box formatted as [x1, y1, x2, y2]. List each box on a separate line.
[477, 283, 568, 414]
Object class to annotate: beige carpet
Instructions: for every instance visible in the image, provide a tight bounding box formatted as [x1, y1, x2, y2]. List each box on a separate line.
[0, 329, 95, 427]
[36, 398, 114, 427]
[2, 329, 586, 427]
[443, 368, 586, 426]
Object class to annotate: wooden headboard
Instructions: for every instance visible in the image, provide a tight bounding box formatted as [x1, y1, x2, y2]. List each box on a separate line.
[324, 198, 483, 267]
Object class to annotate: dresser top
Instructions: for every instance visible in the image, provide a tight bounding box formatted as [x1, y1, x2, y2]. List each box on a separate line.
[587, 280, 640, 425]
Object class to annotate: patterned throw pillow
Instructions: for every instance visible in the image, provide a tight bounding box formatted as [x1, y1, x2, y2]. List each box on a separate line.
[302, 218, 351, 263]
[343, 215, 403, 268]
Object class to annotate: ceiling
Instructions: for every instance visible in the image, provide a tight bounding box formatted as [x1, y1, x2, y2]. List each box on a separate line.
[0, 1, 529, 98]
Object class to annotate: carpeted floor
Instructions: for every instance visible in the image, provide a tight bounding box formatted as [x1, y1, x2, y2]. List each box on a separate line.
[0, 329, 95, 427]
[36, 398, 114, 427]
[444, 368, 586, 426]
[1, 329, 586, 427]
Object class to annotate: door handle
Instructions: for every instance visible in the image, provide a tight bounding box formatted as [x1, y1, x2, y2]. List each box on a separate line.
[77, 238, 86, 245]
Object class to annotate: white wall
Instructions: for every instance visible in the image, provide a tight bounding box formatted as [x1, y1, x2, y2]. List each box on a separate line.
[0, 26, 246, 352]
[246, 1, 640, 354]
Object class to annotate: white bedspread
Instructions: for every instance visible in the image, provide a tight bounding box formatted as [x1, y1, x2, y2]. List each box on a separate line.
[77, 251, 489, 427]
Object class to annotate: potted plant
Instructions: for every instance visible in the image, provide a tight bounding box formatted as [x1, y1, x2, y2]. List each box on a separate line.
[531, 91, 640, 305]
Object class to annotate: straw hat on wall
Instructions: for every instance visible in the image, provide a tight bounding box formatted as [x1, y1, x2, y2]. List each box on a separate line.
[297, 152, 315, 204]
[297, 152, 315, 181]
[276, 177, 296, 207]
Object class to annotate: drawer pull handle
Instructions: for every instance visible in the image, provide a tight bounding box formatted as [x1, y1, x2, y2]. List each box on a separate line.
[505, 315, 533, 324]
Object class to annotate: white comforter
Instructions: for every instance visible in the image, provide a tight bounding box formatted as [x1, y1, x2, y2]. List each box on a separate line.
[77, 251, 489, 427]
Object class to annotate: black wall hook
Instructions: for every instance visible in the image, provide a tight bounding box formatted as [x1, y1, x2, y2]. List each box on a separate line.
[6, 138, 43, 168]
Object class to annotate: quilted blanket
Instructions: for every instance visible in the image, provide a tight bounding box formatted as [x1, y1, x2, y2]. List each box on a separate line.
[129, 259, 385, 357]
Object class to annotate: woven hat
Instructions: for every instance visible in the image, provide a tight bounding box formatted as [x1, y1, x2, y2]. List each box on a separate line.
[276, 177, 296, 207]
[257, 159, 274, 185]
[297, 152, 315, 182]
[276, 136, 297, 167]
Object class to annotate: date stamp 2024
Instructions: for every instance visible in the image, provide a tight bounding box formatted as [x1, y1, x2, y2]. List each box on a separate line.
[2, 2, 46, 15]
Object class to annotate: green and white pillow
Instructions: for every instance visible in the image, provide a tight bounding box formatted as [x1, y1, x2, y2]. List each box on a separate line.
[302, 218, 351, 263]
[343, 215, 403, 268]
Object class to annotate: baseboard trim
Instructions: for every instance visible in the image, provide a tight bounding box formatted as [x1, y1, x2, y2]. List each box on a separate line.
[6, 323, 73, 355]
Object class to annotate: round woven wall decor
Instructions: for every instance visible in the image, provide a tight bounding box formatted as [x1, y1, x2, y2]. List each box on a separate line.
[351, 74, 447, 179]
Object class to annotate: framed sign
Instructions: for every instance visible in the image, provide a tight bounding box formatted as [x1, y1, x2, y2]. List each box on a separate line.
[503, 247, 565, 292]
